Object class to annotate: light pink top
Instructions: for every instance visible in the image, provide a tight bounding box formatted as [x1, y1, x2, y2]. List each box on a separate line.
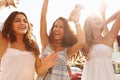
[0, 43, 36, 80]
[81, 44, 115, 80]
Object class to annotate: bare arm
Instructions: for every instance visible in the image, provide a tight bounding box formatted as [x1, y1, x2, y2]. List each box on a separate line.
[99, 1, 109, 36]
[68, 4, 85, 57]
[0, 31, 8, 58]
[104, 11, 120, 47]
[40, 0, 49, 52]
[99, 2, 120, 47]
[104, 11, 118, 25]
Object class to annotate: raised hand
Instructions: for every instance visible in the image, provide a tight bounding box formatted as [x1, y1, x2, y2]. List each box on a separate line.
[68, 4, 81, 24]
[41, 51, 58, 70]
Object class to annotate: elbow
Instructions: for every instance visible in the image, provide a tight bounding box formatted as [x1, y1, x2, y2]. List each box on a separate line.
[77, 40, 86, 49]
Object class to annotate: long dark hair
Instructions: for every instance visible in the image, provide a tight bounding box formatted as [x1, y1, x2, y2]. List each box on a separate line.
[2, 11, 40, 56]
[49, 17, 77, 47]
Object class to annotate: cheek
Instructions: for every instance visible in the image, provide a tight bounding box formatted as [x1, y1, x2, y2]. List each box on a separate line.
[12, 26, 16, 32]
[52, 28, 55, 31]
[12, 27, 17, 33]
[61, 29, 64, 34]
[61, 29, 64, 36]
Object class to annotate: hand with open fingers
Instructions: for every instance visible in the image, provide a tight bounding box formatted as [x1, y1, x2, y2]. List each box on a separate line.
[68, 4, 80, 23]
[41, 51, 58, 70]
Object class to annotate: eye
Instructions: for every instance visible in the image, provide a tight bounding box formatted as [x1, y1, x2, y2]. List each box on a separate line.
[14, 19, 20, 22]
[54, 25, 57, 28]
[23, 19, 28, 23]
[60, 25, 64, 29]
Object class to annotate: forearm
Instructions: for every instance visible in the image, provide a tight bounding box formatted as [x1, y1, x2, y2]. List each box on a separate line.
[102, 11, 119, 36]
[40, 0, 49, 46]
[41, 0, 49, 18]
[100, 8, 109, 36]
[75, 23, 85, 45]
[104, 10, 119, 25]
[37, 65, 48, 76]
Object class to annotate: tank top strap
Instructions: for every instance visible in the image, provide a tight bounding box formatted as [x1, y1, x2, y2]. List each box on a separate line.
[64, 48, 67, 52]
[8, 41, 11, 48]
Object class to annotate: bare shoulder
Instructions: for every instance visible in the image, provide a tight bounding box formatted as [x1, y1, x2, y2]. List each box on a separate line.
[0, 32, 8, 58]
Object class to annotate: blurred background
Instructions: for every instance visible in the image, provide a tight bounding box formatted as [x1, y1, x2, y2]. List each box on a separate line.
[0, 0, 120, 80]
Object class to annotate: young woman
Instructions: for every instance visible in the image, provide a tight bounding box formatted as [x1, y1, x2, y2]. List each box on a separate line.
[40, 0, 85, 80]
[81, 4, 120, 80]
[0, 11, 58, 80]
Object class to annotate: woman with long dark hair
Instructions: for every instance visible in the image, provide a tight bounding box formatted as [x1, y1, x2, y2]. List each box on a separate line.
[0, 11, 58, 80]
[40, 0, 85, 80]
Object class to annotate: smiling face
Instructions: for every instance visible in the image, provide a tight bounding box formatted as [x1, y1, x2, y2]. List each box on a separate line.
[52, 19, 64, 41]
[12, 14, 28, 36]
[89, 14, 103, 30]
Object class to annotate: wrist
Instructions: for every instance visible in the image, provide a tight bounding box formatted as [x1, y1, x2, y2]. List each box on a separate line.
[75, 22, 80, 26]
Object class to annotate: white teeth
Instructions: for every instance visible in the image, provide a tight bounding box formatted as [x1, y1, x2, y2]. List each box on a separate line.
[54, 32, 60, 35]
[18, 26, 26, 29]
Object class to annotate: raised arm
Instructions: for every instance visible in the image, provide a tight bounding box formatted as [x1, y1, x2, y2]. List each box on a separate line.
[40, 0, 49, 52]
[104, 10, 120, 46]
[99, 2, 120, 47]
[68, 4, 85, 57]
[104, 10, 119, 25]
[99, 1, 109, 36]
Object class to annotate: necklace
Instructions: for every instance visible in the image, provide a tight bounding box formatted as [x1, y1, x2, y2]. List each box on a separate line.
[50, 43, 65, 52]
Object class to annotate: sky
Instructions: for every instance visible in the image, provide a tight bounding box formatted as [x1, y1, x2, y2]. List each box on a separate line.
[0, 0, 120, 52]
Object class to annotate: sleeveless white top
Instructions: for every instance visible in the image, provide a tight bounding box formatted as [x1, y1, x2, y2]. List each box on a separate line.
[81, 44, 115, 80]
[0, 42, 36, 80]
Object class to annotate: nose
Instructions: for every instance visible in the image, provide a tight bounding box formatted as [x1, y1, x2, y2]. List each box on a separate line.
[56, 27, 59, 30]
[54, 26, 60, 31]
[20, 20, 25, 24]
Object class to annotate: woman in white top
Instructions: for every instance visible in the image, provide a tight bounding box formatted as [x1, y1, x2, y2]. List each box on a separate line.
[81, 2, 120, 80]
[0, 11, 58, 80]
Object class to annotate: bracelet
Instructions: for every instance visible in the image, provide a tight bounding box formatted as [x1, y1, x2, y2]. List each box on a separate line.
[75, 22, 80, 26]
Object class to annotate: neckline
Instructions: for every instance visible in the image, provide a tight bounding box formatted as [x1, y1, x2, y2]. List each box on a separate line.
[48, 44, 66, 52]
[8, 41, 27, 52]
[93, 44, 113, 50]
[8, 47, 28, 52]
[49, 44, 66, 52]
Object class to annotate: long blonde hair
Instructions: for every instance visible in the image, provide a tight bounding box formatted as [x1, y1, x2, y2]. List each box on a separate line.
[81, 14, 103, 59]
[81, 15, 95, 59]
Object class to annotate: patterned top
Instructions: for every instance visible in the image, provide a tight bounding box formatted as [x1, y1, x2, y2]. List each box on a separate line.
[39, 44, 70, 80]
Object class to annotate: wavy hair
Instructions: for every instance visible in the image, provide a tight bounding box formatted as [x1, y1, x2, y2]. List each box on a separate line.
[49, 17, 77, 47]
[81, 15, 95, 59]
[2, 11, 40, 56]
